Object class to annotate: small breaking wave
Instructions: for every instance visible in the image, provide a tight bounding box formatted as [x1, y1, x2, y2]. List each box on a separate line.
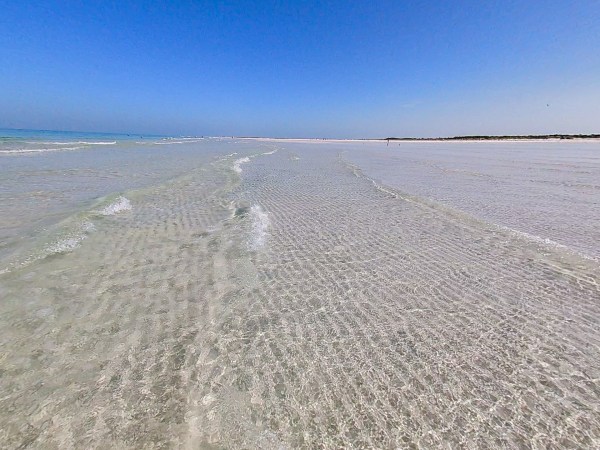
[233, 157, 251, 173]
[1, 220, 97, 274]
[1, 147, 83, 154]
[24, 141, 116, 145]
[1, 195, 132, 274]
[230, 150, 279, 174]
[44, 237, 83, 255]
[99, 196, 132, 216]
[41, 220, 96, 257]
[153, 137, 205, 145]
[250, 205, 270, 249]
[1, 140, 118, 155]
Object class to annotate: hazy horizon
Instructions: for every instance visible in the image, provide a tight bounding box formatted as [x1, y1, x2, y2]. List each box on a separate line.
[2, 126, 600, 142]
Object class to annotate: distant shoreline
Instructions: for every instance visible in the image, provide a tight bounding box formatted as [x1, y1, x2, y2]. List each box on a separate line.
[382, 134, 600, 141]
[3, 128, 599, 143]
[239, 134, 600, 143]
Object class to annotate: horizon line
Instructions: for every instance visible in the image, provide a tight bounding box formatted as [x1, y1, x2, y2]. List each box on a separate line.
[2, 127, 599, 141]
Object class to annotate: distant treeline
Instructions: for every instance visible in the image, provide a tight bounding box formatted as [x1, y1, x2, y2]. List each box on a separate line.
[383, 134, 600, 141]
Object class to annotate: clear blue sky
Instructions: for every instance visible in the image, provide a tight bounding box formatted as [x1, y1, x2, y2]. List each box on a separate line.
[1, 0, 599, 138]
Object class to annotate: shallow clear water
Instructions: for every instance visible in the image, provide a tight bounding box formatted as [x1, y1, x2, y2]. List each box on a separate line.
[1, 135, 599, 448]
[345, 140, 600, 260]
[0, 131, 236, 268]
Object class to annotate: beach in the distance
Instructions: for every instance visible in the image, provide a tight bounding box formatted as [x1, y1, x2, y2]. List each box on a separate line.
[1, 132, 599, 448]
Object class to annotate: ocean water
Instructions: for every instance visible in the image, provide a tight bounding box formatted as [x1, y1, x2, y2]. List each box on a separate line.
[1, 132, 599, 448]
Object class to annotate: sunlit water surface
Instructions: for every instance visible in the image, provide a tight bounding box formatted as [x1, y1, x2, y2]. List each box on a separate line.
[1, 134, 599, 448]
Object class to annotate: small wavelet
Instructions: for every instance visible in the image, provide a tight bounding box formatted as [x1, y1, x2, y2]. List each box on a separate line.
[25, 141, 116, 145]
[174, 137, 205, 142]
[44, 237, 83, 255]
[2, 220, 96, 273]
[0, 194, 134, 273]
[345, 156, 597, 262]
[100, 196, 132, 216]
[42, 220, 96, 258]
[152, 137, 205, 145]
[233, 157, 251, 173]
[0, 146, 86, 154]
[250, 205, 270, 249]
[262, 149, 278, 155]
[499, 226, 597, 261]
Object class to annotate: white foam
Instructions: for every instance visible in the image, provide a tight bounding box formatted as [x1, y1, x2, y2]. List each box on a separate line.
[1, 218, 98, 274]
[100, 196, 132, 216]
[250, 205, 270, 249]
[81, 221, 97, 232]
[44, 237, 83, 254]
[24, 141, 116, 145]
[0, 146, 85, 154]
[41, 220, 96, 257]
[233, 157, 251, 173]
[153, 137, 205, 145]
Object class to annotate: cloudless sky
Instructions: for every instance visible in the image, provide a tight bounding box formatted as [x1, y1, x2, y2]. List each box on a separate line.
[1, 0, 599, 137]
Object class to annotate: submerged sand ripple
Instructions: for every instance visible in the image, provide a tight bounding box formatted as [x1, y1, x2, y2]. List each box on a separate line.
[0, 143, 599, 448]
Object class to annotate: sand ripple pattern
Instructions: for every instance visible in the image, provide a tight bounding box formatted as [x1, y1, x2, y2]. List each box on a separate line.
[0, 143, 598, 448]
[345, 141, 600, 260]
[194, 148, 600, 448]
